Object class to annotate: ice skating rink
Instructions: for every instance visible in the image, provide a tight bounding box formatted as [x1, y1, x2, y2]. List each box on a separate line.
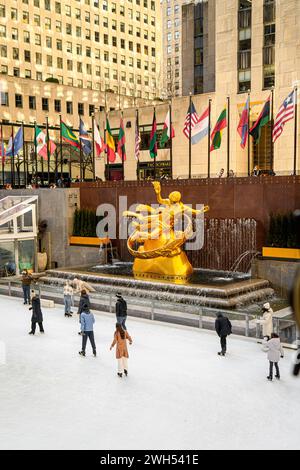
[0, 295, 299, 450]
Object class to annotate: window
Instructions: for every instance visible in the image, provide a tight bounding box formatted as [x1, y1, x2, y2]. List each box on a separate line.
[1, 92, 9, 106]
[29, 96, 36, 110]
[78, 103, 84, 115]
[42, 98, 49, 112]
[238, 0, 252, 92]
[54, 99, 61, 113]
[263, 0, 276, 88]
[66, 101, 73, 114]
[15, 94, 23, 108]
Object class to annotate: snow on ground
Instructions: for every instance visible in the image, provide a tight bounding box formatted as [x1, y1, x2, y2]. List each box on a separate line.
[0, 295, 299, 451]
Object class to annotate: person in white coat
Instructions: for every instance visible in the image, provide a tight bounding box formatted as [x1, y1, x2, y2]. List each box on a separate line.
[266, 333, 284, 381]
[257, 302, 274, 340]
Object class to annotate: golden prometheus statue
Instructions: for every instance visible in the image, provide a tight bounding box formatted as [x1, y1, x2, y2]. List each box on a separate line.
[123, 182, 209, 283]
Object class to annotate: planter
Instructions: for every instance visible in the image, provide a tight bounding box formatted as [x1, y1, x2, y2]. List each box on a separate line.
[263, 247, 300, 260]
[69, 236, 110, 247]
[37, 252, 48, 272]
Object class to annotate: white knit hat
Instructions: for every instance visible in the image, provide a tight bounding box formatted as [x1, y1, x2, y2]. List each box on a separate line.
[263, 302, 271, 310]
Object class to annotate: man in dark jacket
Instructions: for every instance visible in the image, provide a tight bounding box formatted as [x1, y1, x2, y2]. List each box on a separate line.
[77, 290, 91, 315]
[116, 293, 127, 330]
[29, 294, 44, 335]
[21, 270, 33, 305]
[215, 313, 232, 356]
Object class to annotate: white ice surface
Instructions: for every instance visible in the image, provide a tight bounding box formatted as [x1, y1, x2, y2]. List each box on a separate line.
[0, 295, 299, 451]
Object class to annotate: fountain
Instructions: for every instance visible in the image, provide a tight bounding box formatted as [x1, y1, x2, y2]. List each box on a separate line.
[39, 182, 275, 309]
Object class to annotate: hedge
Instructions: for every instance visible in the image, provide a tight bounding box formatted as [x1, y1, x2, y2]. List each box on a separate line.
[72, 208, 102, 238]
[266, 212, 299, 248]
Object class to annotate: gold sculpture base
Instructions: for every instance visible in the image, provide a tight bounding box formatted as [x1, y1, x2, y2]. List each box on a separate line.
[133, 251, 193, 285]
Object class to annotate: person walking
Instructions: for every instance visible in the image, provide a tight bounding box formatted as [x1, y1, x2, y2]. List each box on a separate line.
[79, 307, 96, 357]
[110, 323, 133, 378]
[63, 280, 73, 317]
[77, 290, 91, 334]
[257, 302, 274, 341]
[116, 293, 127, 330]
[21, 269, 33, 305]
[266, 333, 284, 381]
[215, 313, 232, 356]
[28, 293, 44, 335]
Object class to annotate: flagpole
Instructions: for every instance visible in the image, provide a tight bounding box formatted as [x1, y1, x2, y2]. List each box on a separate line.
[208, 98, 212, 179]
[153, 107, 157, 181]
[105, 112, 109, 181]
[270, 86, 275, 172]
[92, 114, 96, 181]
[46, 116, 50, 186]
[33, 121, 38, 186]
[189, 92, 192, 179]
[294, 86, 298, 176]
[136, 109, 140, 181]
[59, 115, 63, 180]
[169, 101, 173, 179]
[227, 96, 230, 178]
[247, 90, 251, 177]
[121, 111, 125, 181]
[22, 122, 26, 187]
[1, 122, 4, 188]
[11, 125, 14, 188]
[79, 118, 83, 182]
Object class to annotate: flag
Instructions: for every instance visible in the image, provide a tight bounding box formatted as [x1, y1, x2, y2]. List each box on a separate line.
[237, 97, 250, 149]
[210, 108, 227, 151]
[135, 117, 141, 161]
[249, 96, 270, 144]
[94, 121, 106, 157]
[273, 90, 295, 143]
[79, 119, 92, 155]
[183, 102, 201, 143]
[35, 126, 56, 160]
[106, 118, 116, 163]
[149, 111, 157, 159]
[6, 127, 23, 157]
[61, 121, 80, 149]
[160, 110, 175, 148]
[117, 118, 126, 162]
[191, 107, 210, 145]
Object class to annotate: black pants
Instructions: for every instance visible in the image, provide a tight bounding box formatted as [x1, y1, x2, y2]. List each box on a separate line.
[220, 336, 227, 354]
[269, 361, 280, 379]
[31, 321, 44, 334]
[82, 331, 96, 353]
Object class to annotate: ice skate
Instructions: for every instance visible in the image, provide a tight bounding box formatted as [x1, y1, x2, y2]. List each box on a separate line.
[275, 375, 280, 380]
[124, 369, 128, 377]
[79, 351, 86, 357]
[267, 376, 273, 381]
[93, 350, 97, 357]
[117, 373, 123, 378]
[28, 331, 34, 335]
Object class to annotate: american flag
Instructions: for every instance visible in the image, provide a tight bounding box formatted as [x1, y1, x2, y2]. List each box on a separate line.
[183, 101, 201, 139]
[273, 90, 295, 143]
[135, 115, 141, 161]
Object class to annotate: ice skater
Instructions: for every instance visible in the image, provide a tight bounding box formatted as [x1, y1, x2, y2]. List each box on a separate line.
[79, 307, 97, 357]
[266, 333, 284, 381]
[73, 278, 96, 294]
[28, 293, 44, 335]
[21, 269, 33, 305]
[110, 323, 133, 378]
[63, 280, 73, 317]
[256, 302, 274, 345]
[77, 289, 91, 316]
[215, 313, 232, 356]
[116, 293, 127, 330]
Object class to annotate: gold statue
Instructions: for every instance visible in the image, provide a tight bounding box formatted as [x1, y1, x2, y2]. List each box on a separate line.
[123, 182, 209, 283]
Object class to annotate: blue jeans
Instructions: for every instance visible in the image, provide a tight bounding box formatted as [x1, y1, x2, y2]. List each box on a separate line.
[22, 285, 31, 304]
[64, 295, 72, 314]
[116, 316, 127, 330]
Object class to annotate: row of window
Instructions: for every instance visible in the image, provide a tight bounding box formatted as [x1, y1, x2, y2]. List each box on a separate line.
[0, 92, 98, 116]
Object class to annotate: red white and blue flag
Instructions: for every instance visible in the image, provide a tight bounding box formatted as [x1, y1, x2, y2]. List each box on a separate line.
[183, 102, 209, 145]
[79, 118, 92, 155]
[273, 90, 295, 143]
[0, 126, 5, 163]
[237, 96, 250, 149]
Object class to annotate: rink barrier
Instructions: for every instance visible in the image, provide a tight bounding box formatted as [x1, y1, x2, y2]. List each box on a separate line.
[0, 279, 297, 347]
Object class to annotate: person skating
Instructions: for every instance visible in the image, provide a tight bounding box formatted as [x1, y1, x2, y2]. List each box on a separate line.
[257, 302, 274, 341]
[28, 293, 44, 335]
[63, 280, 73, 317]
[21, 269, 33, 305]
[116, 293, 127, 330]
[77, 289, 91, 316]
[110, 323, 133, 378]
[215, 313, 232, 356]
[79, 307, 96, 357]
[266, 333, 284, 381]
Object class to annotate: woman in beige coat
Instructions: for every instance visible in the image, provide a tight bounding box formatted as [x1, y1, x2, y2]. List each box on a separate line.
[110, 324, 133, 378]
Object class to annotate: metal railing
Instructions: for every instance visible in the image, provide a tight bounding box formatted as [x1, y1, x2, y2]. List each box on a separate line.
[0, 278, 297, 346]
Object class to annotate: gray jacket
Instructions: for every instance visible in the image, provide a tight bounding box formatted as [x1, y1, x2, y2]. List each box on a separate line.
[266, 338, 284, 363]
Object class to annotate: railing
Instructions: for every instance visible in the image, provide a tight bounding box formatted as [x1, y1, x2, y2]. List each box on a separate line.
[0, 279, 297, 347]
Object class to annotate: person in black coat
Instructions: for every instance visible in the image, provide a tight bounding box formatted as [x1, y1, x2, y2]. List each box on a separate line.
[77, 290, 91, 316]
[29, 294, 44, 335]
[116, 293, 127, 330]
[215, 313, 232, 356]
